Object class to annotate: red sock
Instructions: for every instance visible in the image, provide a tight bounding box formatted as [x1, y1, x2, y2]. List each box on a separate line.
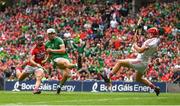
[149, 84, 156, 89]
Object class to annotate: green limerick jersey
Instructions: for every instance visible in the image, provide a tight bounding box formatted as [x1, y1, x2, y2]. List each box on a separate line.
[45, 37, 69, 61]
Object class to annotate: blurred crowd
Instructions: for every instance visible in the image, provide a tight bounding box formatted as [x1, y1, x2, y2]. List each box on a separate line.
[0, 0, 179, 83]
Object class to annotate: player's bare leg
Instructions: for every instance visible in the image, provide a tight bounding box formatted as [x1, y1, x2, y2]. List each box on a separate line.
[16, 70, 29, 91]
[104, 59, 132, 82]
[102, 59, 132, 91]
[16, 69, 29, 81]
[55, 58, 77, 69]
[100, 71, 112, 92]
[136, 72, 160, 96]
[57, 68, 70, 94]
[54, 58, 75, 94]
[33, 69, 44, 94]
[66, 63, 77, 69]
[110, 60, 131, 78]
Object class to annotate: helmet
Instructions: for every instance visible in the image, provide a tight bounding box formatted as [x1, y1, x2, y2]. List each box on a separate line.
[147, 27, 159, 35]
[36, 35, 44, 40]
[47, 28, 56, 34]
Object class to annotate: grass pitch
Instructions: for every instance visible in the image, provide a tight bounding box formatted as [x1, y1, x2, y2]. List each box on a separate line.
[0, 91, 180, 106]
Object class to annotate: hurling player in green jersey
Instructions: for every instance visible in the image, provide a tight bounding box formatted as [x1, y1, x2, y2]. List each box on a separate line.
[45, 28, 76, 94]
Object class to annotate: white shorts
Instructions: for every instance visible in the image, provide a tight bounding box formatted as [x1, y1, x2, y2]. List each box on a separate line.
[128, 59, 148, 74]
[23, 65, 44, 74]
[54, 58, 70, 64]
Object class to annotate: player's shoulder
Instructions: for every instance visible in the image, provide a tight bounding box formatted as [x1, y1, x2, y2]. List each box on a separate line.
[55, 37, 63, 41]
[55, 37, 64, 43]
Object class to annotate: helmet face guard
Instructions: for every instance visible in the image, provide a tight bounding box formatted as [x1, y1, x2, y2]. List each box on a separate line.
[36, 35, 44, 46]
[36, 35, 44, 41]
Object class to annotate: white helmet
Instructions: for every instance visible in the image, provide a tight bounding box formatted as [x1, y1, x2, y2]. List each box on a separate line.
[47, 28, 56, 34]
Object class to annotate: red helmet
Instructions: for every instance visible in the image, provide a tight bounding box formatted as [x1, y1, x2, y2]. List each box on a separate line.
[147, 27, 159, 35]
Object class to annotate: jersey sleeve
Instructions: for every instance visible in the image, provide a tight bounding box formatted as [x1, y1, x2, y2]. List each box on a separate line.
[31, 48, 36, 56]
[57, 37, 65, 46]
[142, 39, 154, 48]
[148, 38, 160, 47]
[45, 41, 50, 49]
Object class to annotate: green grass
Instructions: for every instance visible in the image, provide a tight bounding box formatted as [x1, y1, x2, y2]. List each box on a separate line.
[0, 91, 180, 105]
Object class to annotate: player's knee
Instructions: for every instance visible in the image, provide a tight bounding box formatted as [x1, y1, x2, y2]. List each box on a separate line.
[18, 77, 23, 81]
[35, 71, 43, 79]
[64, 71, 69, 77]
[17, 75, 21, 80]
[62, 62, 68, 68]
[55, 60, 65, 68]
[18, 73, 28, 81]
[36, 75, 43, 80]
[18, 76, 24, 81]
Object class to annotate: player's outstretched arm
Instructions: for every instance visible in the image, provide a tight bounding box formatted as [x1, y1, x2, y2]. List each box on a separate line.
[133, 16, 143, 43]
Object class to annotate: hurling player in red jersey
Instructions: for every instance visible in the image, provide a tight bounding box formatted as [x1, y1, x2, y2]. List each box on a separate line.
[16, 35, 48, 94]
